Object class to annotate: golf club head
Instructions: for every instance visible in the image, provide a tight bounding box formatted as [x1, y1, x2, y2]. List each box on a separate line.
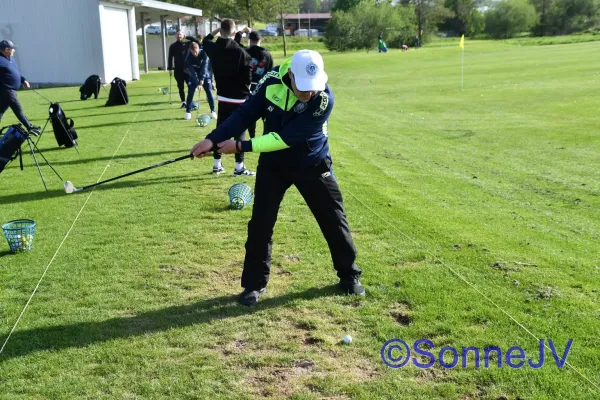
[64, 180, 75, 194]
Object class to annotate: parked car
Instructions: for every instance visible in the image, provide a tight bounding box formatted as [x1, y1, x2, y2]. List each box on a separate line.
[167, 26, 177, 35]
[146, 26, 161, 35]
[258, 29, 277, 37]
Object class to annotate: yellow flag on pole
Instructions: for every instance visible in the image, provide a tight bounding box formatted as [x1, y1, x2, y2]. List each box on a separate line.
[459, 34, 465, 49]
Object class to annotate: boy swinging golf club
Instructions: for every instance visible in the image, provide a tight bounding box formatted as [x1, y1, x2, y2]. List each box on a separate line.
[191, 49, 365, 306]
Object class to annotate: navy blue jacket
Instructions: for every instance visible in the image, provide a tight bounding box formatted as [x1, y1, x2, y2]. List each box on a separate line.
[0, 54, 26, 90]
[206, 58, 333, 168]
[184, 49, 209, 83]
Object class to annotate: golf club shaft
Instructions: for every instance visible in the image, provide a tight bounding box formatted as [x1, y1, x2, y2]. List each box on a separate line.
[79, 154, 191, 191]
[31, 88, 52, 104]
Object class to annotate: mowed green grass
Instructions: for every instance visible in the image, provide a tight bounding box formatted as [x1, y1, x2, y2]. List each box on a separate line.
[1, 39, 599, 399]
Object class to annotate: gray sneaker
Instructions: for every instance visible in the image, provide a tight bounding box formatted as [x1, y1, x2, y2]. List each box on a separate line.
[339, 278, 366, 296]
[239, 287, 266, 306]
[233, 167, 256, 177]
[213, 166, 225, 175]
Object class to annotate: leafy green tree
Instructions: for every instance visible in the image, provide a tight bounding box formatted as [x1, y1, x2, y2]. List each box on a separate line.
[332, 0, 363, 12]
[399, 0, 452, 43]
[484, 0, 537, 38]
[325, 0, 416, 51]
[530, 0, 600, 35]
[442, 0, 486, 35]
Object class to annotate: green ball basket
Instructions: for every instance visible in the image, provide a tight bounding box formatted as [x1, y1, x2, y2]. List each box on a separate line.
[197, 114, 211, 127]
[2, 219, 36, 253]
[228, 183, 253, 210]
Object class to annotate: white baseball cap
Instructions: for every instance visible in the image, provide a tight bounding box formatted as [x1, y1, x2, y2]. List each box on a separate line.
[289, 49, 328, 91]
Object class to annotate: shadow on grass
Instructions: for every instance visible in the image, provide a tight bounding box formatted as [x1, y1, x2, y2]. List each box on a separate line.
[0, 174, 213, 205]
[8, 149, 192, 166]
[68, 107, 170, 119]
[131, 101, 174, 107]
[0, 285, 340, 362]
[0, 250, 14, 258]
[76, 118, 179, 129]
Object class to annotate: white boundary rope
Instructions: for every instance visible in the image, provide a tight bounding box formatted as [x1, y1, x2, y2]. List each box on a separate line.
[0, 99, 148, 356]
[346, 190, 600, 393]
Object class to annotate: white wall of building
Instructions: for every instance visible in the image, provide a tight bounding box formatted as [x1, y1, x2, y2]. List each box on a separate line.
[99, 1, 139, 82]
[0, 0, 105, 85]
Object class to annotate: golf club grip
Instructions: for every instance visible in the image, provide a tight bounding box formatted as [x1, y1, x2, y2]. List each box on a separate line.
[82, 154, 191, 190]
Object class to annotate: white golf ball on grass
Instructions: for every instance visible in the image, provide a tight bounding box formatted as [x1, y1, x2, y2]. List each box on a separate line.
[343, 335, 352, 344]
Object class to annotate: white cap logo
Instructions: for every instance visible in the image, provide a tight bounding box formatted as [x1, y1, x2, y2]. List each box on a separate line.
[306, 62, 318, 77]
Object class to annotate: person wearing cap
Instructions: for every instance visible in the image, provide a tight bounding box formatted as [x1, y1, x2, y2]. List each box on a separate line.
[190, 49, 365, 306]
[0, 40, 39, 134]
[245, 30, 273, 139]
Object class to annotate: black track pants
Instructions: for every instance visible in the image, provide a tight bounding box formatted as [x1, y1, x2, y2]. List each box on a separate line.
[241, 158, 362, 290]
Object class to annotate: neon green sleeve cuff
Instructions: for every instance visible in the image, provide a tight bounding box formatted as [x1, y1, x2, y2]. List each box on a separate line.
[250, 132, 290, 153]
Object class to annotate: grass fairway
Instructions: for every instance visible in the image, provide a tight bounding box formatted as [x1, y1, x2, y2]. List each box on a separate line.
[1, 39, 599, 399]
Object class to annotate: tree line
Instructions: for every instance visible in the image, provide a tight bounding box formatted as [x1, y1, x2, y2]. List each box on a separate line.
[164, 0, 600, 51]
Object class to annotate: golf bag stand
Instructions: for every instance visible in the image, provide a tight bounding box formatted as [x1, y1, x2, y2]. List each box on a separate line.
[0, 125, 62, 191]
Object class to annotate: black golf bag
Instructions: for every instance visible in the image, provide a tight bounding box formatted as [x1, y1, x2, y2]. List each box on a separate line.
[0, 125, 27, 173]
[105, 77, 129, 106]
[49, 103, 78, 148]
[79, 74, 102, 100]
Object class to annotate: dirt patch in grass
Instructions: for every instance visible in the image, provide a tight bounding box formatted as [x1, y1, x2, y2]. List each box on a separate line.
[390, 301, 413, 326]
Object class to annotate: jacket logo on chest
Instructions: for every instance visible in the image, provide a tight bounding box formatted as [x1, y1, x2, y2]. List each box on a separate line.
[293, 102, 307, 113]
[267, 105, 274, 112]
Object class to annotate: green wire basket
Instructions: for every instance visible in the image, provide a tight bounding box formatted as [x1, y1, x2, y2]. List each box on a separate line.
[228, 183, 253, 210]
[2, 219, 36, 253]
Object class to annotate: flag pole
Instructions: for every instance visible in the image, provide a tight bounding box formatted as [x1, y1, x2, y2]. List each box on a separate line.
[460, 34, 465, 91]
[461, 45, 464, 91]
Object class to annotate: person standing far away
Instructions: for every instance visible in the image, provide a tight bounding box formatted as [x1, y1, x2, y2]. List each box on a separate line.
[239, 30, 273, 139]
[168, 30, 190, 109]
[202, 19, 254, 176]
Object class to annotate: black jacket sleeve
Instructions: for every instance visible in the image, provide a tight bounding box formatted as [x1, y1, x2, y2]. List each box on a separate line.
[202, 35, 216, 60]
[167, 43, 174, 70]
[265, 50, 274, 72]
[239, 49, 252, 87]
[234, 32, 246, 48]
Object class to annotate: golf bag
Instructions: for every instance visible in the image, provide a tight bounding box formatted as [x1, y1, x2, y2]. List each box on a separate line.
[105, 77, 129, 106]
[80, 74, 102, 100]
[0, 125, 27, 173]
[49, 103, 78, 148]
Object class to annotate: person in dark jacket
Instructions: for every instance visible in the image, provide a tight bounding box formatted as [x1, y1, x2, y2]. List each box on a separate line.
[0, 40, 39, 134]
[190, 50, 365, 306]
[182, 41, 212, 120]
[168, 30, 191, 108]
[237, 30, 273, 139]
[202, 19, 254, 176]
[186, 36, 217, 120]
